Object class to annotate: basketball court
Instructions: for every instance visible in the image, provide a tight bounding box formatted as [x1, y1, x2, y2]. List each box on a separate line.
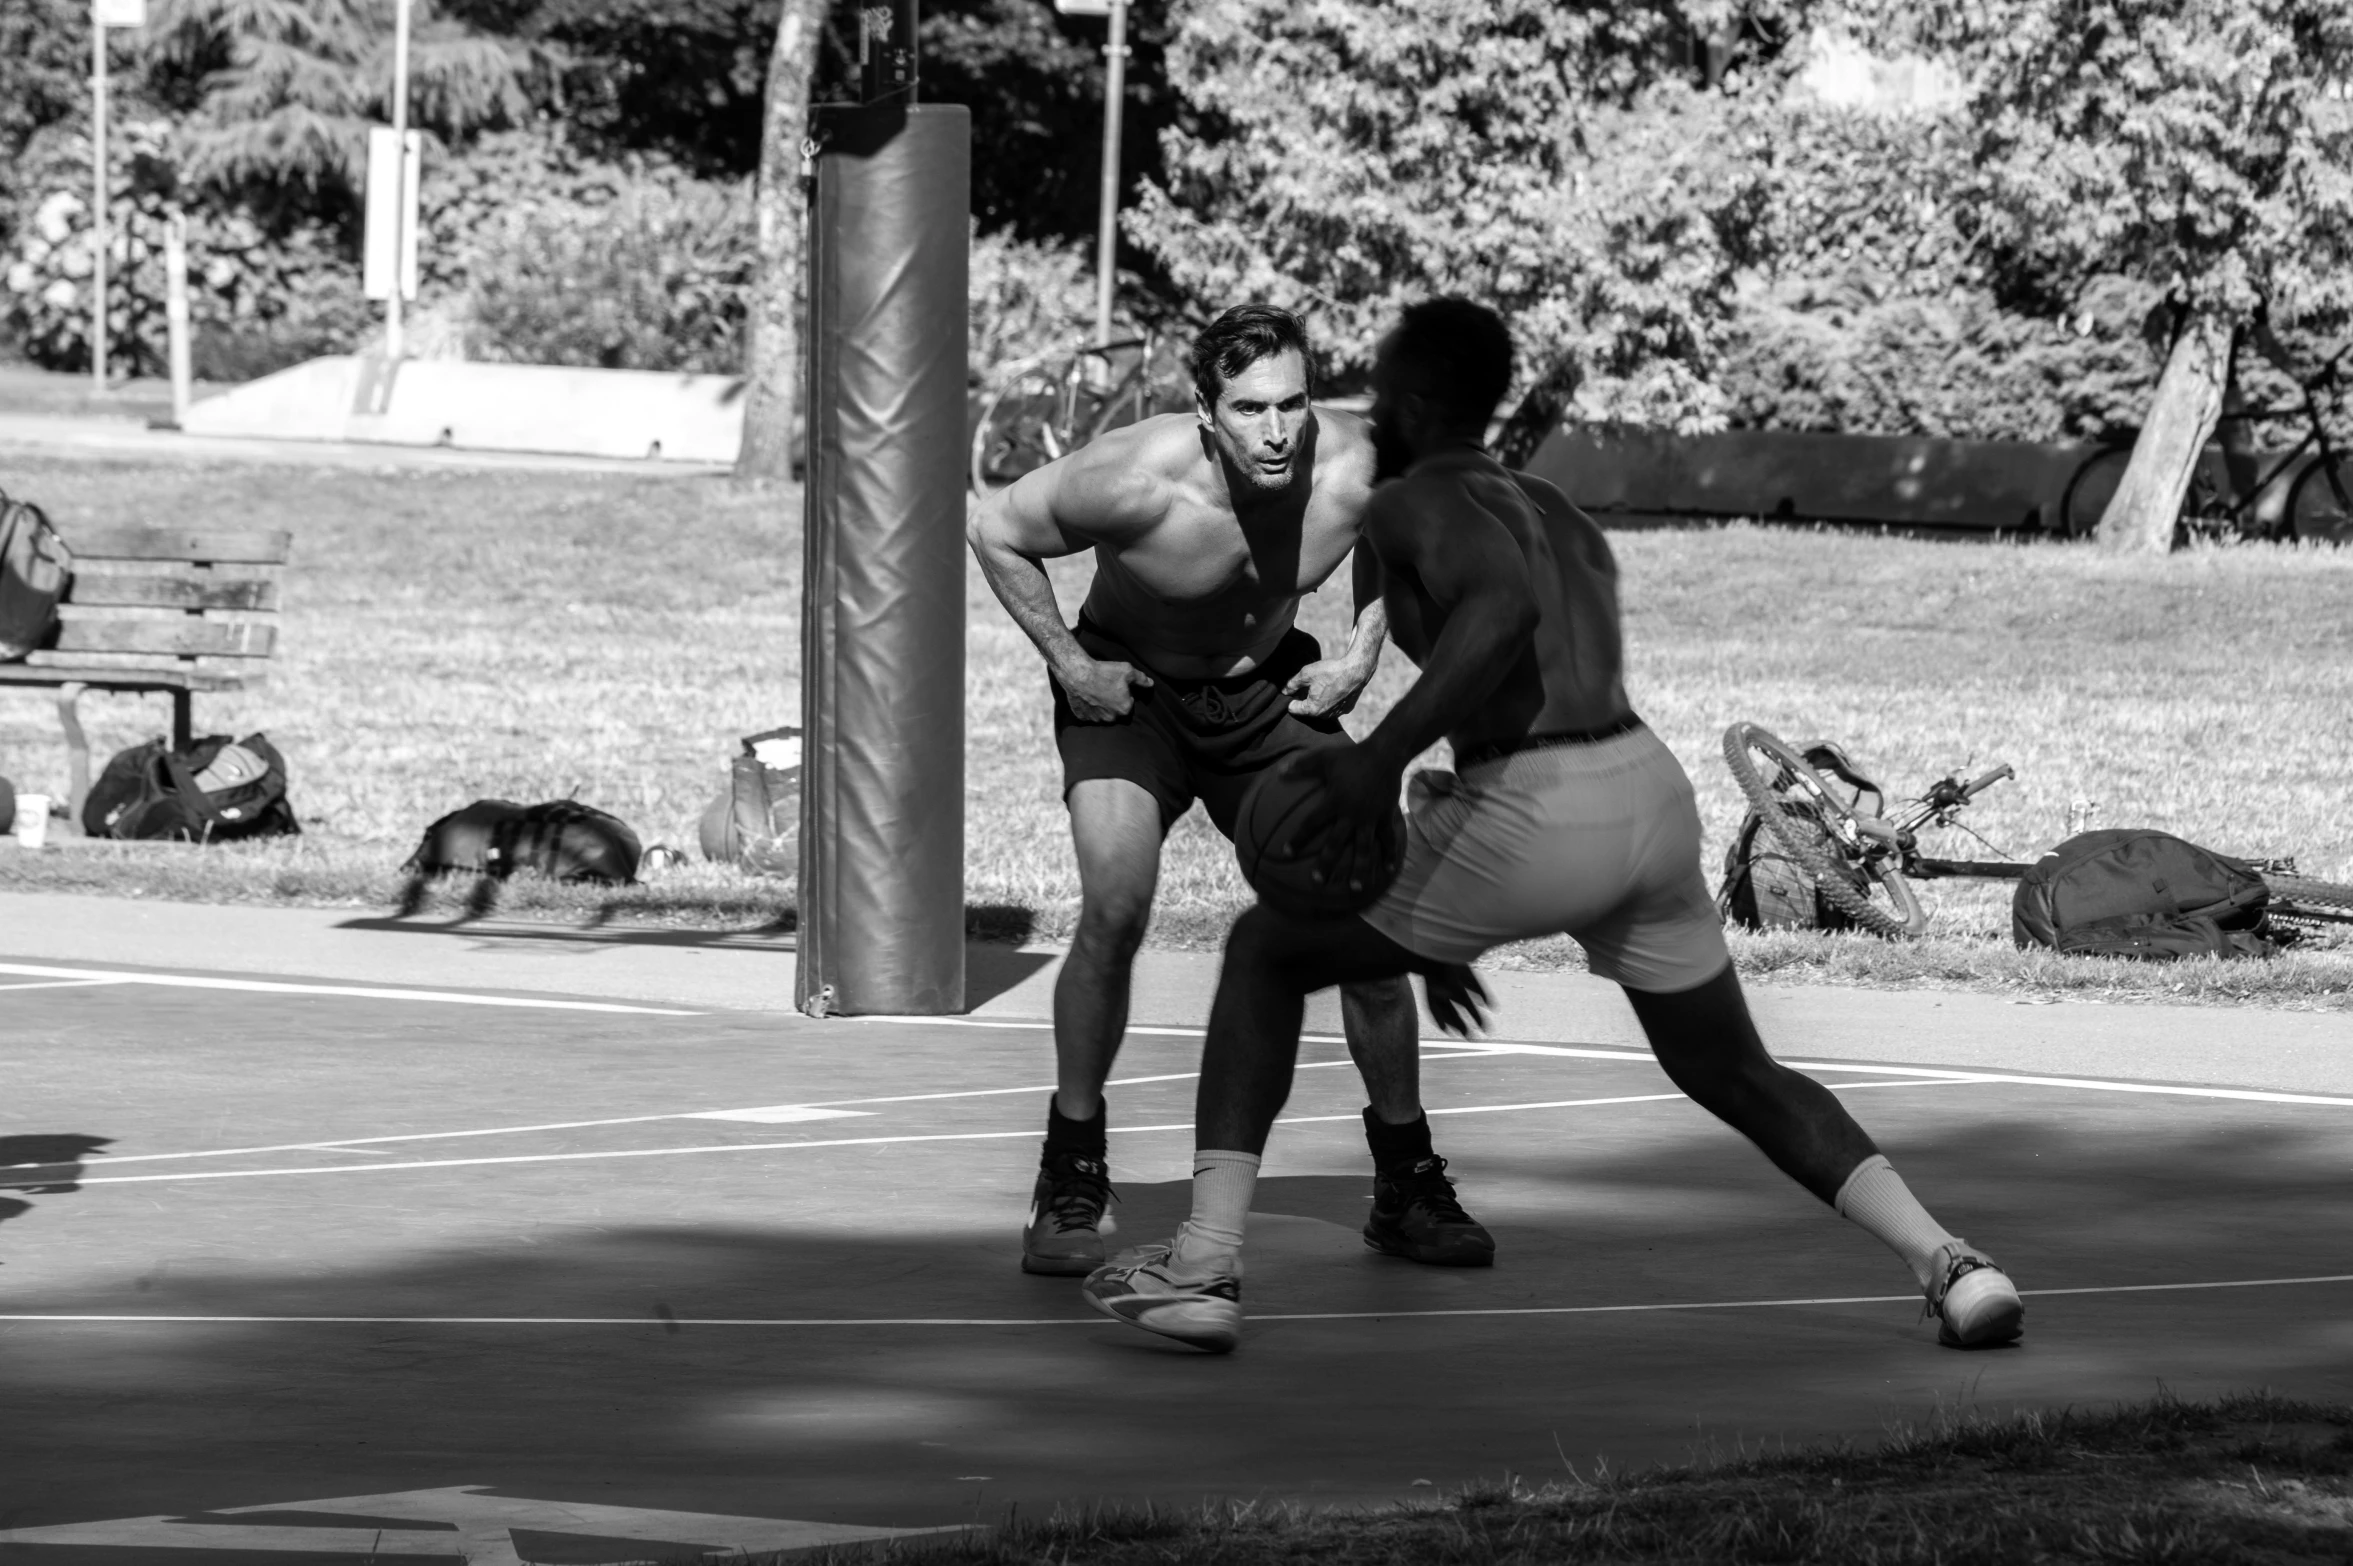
[4, 916, 2351, 1563]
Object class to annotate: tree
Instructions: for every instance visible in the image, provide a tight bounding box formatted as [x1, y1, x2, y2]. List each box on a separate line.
[143, 0, 541, 208]
[1126, 0, 1768, 424]
[734, 0, 827, 482]
[1856, 0, 2353, 551]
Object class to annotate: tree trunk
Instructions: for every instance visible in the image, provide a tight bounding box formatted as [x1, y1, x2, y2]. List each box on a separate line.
[2096, 306, 2233, 553]
[734, 0, 828, 484]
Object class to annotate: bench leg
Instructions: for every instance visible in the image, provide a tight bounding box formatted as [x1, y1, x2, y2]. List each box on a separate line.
[58, 681, 90, 826]
[171, 688, 192, 753]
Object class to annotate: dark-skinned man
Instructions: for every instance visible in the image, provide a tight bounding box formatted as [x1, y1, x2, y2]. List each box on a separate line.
[1081, 298, 2023, 1355]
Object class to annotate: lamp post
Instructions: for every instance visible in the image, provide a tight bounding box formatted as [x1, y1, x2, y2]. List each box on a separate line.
[1055, 0, 1127, 351]
[386, 0, 412, 361]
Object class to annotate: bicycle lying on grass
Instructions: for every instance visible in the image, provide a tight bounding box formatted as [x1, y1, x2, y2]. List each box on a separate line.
[1721, 721, 2353, 939]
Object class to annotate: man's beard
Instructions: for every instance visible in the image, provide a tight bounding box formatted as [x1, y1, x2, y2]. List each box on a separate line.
[1372, 416, 1411, 482]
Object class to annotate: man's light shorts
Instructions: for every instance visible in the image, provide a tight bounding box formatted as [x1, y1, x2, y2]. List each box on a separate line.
[1358, 724, 1730, 993]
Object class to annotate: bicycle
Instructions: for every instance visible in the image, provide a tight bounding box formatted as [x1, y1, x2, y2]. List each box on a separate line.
[2058, 341, 2352, 544]
[969, 333, 1182, 495]
[1721, 721, 2353, 938]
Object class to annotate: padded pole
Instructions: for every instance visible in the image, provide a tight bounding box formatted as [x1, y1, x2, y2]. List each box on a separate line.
[797, 104, 970, 1016]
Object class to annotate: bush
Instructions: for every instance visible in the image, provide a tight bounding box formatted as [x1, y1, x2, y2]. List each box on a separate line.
[1, 119, 370, 379]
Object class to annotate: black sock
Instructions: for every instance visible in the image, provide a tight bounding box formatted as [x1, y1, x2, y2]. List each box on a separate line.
[1044, 1094, 1107, 1162]
[1363, 1106, 1433, 1169]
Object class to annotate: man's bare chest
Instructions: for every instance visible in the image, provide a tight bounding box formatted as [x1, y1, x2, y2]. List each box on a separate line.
[1098, 503, 1360, 605]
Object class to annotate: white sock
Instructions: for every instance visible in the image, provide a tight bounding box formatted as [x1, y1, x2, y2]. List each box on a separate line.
[1171, 1149, 1259, 1277]
[1834, 1155, 1961, 1291]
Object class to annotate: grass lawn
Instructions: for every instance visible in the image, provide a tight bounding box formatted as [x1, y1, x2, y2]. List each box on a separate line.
[790, 1394, 2353, 1565]
[1, 450, 2349, 1005]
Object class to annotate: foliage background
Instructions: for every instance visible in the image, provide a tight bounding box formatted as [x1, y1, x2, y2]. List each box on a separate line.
[0, 0, 2341, 442]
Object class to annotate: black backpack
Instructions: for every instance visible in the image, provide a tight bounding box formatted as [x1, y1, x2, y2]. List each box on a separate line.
[2012, 829, 2275, 960]
[397, 798, 642, 916]
[1719, 739, 1883, 931]
[83, 733, 299, 842]
[0, 491, 71, 661]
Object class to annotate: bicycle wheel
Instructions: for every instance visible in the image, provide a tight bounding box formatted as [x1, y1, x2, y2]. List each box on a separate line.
[2287, 455, 2353, 544]
[969, 368, 1070, 495]
[2264, 872, 2353, 925]
[2058, 447, 2132, 538]
[1721, 722, 1928, 938]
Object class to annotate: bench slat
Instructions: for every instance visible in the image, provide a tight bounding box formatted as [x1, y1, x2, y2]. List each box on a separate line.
[48, 618, 278, 657]
[61, 528, 293, 565]
[0, 661, 256, 691]
[66, 571, 281, 611]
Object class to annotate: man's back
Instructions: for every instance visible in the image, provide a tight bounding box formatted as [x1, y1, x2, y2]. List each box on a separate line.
[1374, 450, 1631, 753]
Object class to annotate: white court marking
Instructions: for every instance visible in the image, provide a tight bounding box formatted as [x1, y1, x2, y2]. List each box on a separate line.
[4, 1271, 2348, 1329]
[0, 977, 129, 992]
[55, 1079, 1987, 1188]
[0, 961, 699, 1015]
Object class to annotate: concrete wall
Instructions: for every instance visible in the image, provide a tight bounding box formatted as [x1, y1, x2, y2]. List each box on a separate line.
[182, 357, 747, 464]
[1523, 425, 2100, 532]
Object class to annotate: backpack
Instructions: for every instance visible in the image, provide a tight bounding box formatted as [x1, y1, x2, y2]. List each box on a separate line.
[1719, 739, 1883, 931]
[697, 725, 800, 874]
[2012, 828, 2275, 960]
[82, 733, 299, 842]
[0, 492, 71, 661]
[397, 798, 641, 916]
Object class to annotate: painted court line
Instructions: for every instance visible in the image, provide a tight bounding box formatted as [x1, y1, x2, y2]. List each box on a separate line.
[6, 1272, 2347, 1330]
[54, 1081, 1983, 1188]
[0, 977, 128, 993]
[52, 1053, 1501, 1170]
[0, 961, 699, 1016]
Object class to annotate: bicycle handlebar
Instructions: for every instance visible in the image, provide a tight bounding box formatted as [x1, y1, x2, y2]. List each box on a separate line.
[1961, 763, 2014, 800]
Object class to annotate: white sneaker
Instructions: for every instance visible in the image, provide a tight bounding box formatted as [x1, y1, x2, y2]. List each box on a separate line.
[1080, 1242, 1242, 1353]
[1926, 1241, 2024, 1348]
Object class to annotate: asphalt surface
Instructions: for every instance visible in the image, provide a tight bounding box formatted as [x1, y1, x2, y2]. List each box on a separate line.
[3, 907, 2350, 1562]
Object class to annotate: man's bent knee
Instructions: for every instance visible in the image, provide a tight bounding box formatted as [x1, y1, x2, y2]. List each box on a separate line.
[1073, 895, 1151, 964]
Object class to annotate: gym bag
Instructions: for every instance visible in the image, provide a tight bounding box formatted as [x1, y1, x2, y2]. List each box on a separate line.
[1719, 739, 1883, 931]
[698, 726, 799, 875]
[83, 733, 299, 842]
[0, 491, 70, 661]
[2012, 828, 2275, 960]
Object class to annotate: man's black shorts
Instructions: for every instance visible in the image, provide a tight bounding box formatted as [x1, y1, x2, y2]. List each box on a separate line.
[1052, 616, 1351, 838]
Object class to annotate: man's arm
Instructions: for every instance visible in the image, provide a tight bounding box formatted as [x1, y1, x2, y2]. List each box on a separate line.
[1290, 479, 1538, 840]
[965, 438, 1160, 721]
[1283, 544, 1390, 717]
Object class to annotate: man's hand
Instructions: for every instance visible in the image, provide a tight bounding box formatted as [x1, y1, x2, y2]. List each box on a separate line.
[1283, 654, 1375, 719]
[1422, 964, 1490, 1038]
[1053, 652, 1154, 722]
[1284, 743, 1404, 888]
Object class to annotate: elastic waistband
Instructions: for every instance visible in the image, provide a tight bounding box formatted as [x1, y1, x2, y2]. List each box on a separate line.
[1456, 715, 1645, 772]
[1073, 614, 1305, 693]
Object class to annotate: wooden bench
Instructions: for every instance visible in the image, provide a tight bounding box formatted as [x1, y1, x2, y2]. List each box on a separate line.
[0, 527, 289, 824]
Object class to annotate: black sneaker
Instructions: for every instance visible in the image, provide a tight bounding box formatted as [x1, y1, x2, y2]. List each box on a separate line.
[1021, 1151, 1114, 1276]
[1364, 1155, 1495, 1267]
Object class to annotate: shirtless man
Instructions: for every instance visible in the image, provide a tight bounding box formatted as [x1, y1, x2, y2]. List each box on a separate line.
[1081, 298, 2025, 1354]
[968, 304, 1493, 1277]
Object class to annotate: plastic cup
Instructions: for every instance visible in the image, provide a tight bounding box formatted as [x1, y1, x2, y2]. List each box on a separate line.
[13, 794, 50, 849]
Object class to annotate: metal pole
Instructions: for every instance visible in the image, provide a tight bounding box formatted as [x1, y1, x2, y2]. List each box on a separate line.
[90, 6, 107, 389]
[164, 211, 191, 426]
[1092, 0, 1126, 351]
[386, 0, 412, 361]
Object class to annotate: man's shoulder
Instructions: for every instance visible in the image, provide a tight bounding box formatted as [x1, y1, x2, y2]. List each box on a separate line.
[1049, 414, 1199, 534]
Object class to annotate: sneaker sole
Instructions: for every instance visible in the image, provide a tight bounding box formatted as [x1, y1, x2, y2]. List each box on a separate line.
[1021, 1249, 1103, 1277]
[1937, 1272, 2025, 1348]
[1363, 1223, 1496, 1268]
[1083, 1287, 1240, 1353]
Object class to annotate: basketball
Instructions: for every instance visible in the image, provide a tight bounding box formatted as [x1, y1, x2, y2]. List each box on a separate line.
[1233, 762, 1406, 917]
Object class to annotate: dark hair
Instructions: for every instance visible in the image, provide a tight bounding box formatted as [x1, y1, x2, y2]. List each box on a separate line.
[1388, 297, 1514, 430]
[1190, 304, 1314, 407]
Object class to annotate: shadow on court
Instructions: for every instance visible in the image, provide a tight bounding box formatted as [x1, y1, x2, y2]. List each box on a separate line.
[2, 1102, 2349, 1536]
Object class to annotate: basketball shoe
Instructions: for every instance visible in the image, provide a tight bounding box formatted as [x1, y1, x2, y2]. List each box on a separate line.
[1021, 1151, 1113, 1276]
[1081, 1242, 1242, 1353]
[1925, 1241, 2024, 1348]
[1364, 1154, 1495, 1267]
